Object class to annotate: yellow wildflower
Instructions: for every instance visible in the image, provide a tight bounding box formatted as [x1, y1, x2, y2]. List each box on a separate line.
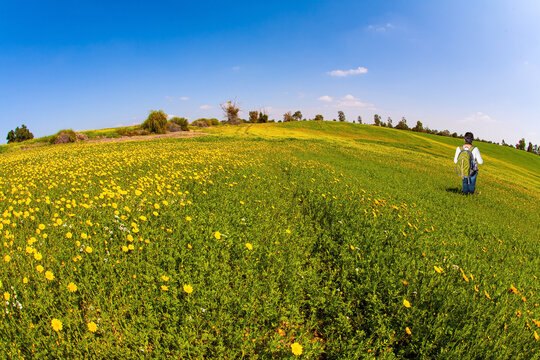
[183, 284, 193, 294]
[403, 299, 411, 308]
[3, 292, 9, 301]
[405, 327, 412, 335]
[36, 265, 44, 273]
[45, 271, 55, 281]
[291, 342, 303, 356]
[161, 275, 169, 282]
[85, 246, 93, 254]
[245, 243, 253, 250]
[51, 318, 63, 332]
[87, 321, 98, 333]
[67, 282, 77, 292]
[214, 231, 221, 240]
[3, 255, 10, 262]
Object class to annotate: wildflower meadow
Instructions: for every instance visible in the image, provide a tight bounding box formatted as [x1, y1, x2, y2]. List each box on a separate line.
[1, 122, 539, 358]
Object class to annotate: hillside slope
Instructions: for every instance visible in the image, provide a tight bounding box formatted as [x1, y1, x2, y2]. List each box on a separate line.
[0, 122, 538, 358]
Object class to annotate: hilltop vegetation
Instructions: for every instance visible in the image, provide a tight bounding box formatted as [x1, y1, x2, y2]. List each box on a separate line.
[0, 122, 538, 358]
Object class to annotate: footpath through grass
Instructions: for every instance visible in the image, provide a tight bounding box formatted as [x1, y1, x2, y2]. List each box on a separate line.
[0, 122, 538, 358]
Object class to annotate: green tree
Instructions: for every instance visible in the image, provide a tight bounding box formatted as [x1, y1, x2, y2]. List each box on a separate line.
[526, 142, 533, 152]
[373, 114, 381, 126]
[395, 117, 409, 130]
[249, 111, 258, 123]
[357, 116, 362, 124]
[6, 124, 34, 143]
[292, 111, 303, 121]
[142, 110, 168, 133]
[516, 138, 526, 150]
[314, 114, 324, 121]
[386, 117, 393, 128]
[258, 112, 268, 123]
[283, 112, 294, 122]
[338, 111, 346, 122]
[6, 130, 15, 143]
[412, 121, 423, 132]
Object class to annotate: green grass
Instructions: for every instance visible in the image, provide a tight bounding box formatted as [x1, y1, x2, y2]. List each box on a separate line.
[0, 122, 538, 358]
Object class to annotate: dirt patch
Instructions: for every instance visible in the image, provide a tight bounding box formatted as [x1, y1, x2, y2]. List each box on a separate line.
[86, 131, 209, 144]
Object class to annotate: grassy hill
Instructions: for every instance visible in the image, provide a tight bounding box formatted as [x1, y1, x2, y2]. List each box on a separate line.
[0, 122, 538, 358]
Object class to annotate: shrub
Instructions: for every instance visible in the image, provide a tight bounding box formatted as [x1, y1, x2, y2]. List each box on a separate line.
[191, 118, 220, 127]
[6, 124, 34, 143]
[191, 119, 210, 128]
[141, 110, 168, 134]
[50, 129, 77, 144]
[168, 117, 189, 131]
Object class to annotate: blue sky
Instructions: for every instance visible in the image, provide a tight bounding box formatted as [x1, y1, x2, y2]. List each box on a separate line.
[1, 0, 539, 145]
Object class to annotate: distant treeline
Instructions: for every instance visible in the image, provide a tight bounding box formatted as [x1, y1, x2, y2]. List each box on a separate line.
[364, 113, 540, 155]
[5, 105, 540, 156]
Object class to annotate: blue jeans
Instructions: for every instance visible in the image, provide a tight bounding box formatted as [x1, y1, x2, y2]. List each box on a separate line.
[462, 172, 478, 194]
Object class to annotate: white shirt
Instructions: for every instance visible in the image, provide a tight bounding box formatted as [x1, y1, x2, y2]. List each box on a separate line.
[454, 145, 483, 164]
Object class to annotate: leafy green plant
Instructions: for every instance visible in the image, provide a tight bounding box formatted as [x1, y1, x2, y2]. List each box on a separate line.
[168, 117, 189, 131]
[141, 110, 168, 134]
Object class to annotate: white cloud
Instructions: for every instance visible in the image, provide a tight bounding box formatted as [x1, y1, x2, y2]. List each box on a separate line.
[368, 23, 394, 32]
[461, 112, 496, 124]
[180, 97, 189, 101]
[200, 105, 212, 109]
[328, 66, 368, 77]
[166, 114, 177, 120]
[318, 95, 333, 102]
[336, 94, 374, 109]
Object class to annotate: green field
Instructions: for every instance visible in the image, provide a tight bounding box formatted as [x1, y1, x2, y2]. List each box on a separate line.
[1, 122, 539, 358]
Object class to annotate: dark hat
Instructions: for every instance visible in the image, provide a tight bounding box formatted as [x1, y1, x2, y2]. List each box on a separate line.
[464, 132, 474, 143]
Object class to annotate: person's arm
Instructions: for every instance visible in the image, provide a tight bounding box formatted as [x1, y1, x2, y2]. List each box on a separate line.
[453, 147, 460, 164]
[473, 148, 483, 164]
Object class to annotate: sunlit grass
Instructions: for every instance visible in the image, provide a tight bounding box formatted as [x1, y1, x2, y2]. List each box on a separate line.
[0, 122, 538, 358]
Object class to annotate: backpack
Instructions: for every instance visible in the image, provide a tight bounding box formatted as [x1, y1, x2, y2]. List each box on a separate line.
[455, 146, 477, 179]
